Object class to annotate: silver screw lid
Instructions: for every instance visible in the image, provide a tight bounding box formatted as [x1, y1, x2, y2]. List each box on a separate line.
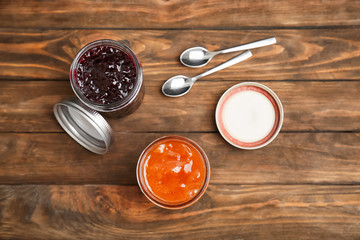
[53, 98, 114, 154]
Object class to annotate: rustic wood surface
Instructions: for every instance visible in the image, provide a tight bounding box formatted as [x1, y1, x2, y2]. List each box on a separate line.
[1, 185, 360, 240]
[1, 29, 360, 81]
[0, 132, 359, 185]
[0, 81, 359, 132]
[1, 0, 360, 28]
[0, 0, 359, 239]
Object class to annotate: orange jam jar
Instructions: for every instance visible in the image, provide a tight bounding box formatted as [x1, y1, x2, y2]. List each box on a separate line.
[137, 136, 210, 209]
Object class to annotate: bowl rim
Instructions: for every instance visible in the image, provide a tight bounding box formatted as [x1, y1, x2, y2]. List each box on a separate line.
[215, 82, 284, 150]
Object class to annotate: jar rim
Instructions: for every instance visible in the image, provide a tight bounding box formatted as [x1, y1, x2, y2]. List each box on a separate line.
[69, 39, 143, 112]
[136, 135, 211, 209]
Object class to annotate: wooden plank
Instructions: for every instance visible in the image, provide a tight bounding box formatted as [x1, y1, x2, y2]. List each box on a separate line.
[0, 0, 360, 28]
[1, 184, 360, 239]
[0, 132, 358, 185]
[0, 81, 359, 133]
[1, 29, 360, 81]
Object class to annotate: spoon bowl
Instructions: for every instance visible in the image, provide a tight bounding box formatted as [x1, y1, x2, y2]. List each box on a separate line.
[180, 47, 213, 68]
[162, 75, 192, 97]
[180, 37, 276, 68]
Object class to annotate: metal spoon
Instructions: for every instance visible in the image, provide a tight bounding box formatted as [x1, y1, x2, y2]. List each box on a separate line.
[180, 37, 276, 68]
[162, 50, 252, 97]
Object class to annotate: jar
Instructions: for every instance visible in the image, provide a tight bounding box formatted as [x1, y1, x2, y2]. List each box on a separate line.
[54, 39, 144, 154]
[69, 39, 144, 118]
[136, 136, 211, 209]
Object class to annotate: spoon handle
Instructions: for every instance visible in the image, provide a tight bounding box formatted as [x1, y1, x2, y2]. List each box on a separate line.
[218, 37, 276, 54]
[192, 50, 252, 82]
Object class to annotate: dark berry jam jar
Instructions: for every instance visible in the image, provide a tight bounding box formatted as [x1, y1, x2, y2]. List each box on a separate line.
[54, 40, 143, 154]
[70, 39, 144, 117]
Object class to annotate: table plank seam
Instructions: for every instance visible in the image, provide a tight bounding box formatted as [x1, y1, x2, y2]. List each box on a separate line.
[1, 183, 360, 187]
[0, 131, 358, 134]
[1, 25, 360, 31]
[1, 79, 360, 83]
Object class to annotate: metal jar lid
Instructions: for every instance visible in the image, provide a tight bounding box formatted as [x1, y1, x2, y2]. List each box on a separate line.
[53, 98, 114, 154]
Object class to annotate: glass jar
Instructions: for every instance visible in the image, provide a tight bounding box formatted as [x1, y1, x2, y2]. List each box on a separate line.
[54, 39, 144, 154]
[136, 135, 211, 209]
[69, 39, 144, 117]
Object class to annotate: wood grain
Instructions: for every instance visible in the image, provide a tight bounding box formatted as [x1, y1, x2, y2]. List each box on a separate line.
[0, 0, 360, 28]
[1, 184, 360, 239]
[1, 0, 360, 239]
[1, 29, 360, 81]
[0, 81, 359, 133]
[0, 132, 358, 185]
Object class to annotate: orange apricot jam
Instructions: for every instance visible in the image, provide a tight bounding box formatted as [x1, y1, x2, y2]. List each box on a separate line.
[137, 136, 210, 209]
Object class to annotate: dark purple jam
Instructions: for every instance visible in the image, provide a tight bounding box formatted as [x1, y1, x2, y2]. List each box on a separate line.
[75, 45, 137, 105]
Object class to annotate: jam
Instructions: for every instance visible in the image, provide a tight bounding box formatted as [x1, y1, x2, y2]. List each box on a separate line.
[75, 45, 137, 105]
[140, 137, 208, 206]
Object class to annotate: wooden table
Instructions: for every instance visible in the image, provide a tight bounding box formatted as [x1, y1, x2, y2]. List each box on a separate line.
[0, 1, 359, 239]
